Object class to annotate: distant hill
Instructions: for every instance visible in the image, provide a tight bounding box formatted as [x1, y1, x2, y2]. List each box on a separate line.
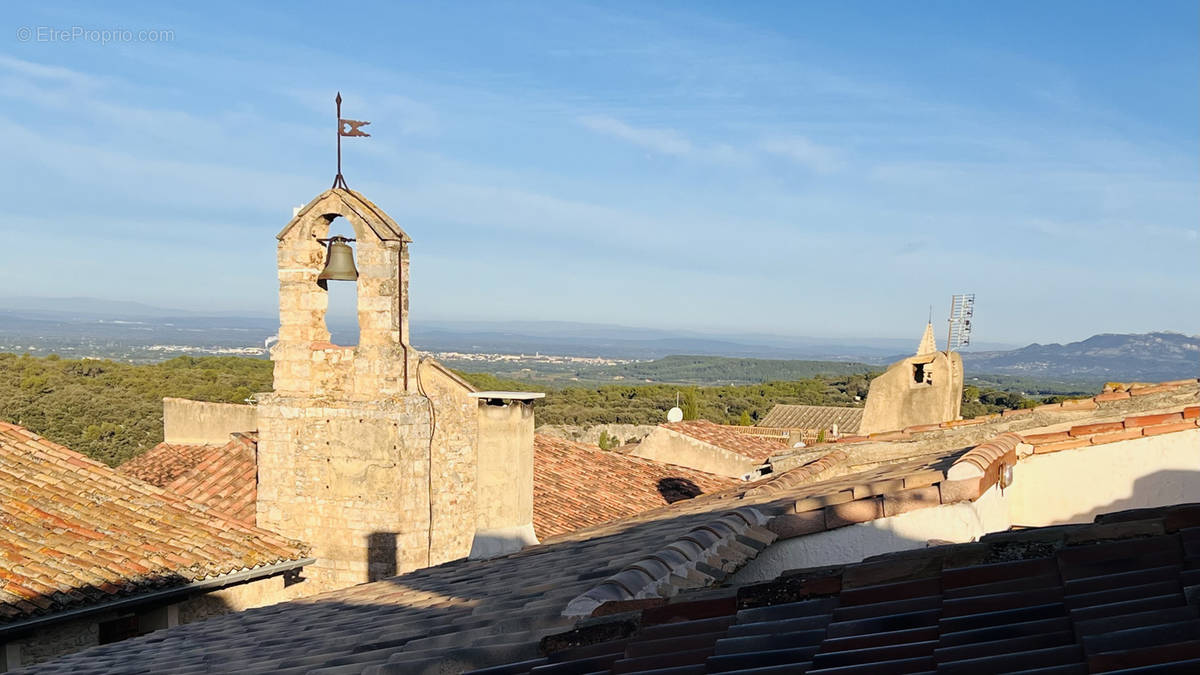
[615, 355, 873, 384]
[961, 332, 1199, 383]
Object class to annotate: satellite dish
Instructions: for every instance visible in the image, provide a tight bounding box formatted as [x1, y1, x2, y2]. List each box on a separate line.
[666, 407, 684, 423]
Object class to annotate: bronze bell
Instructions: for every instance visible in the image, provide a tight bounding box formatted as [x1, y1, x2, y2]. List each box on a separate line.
[317, 236, 358, 289]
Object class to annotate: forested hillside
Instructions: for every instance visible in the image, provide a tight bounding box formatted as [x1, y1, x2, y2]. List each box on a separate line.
[0, 354, 1068, 468]
[0, 353, 271, 466]
[460, 372, 873, 426]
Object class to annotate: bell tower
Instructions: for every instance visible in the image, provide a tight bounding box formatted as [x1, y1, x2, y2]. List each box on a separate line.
[270, 188, 414, 397]
[256, 187, 471, 592]
[255, 181, 541, 592]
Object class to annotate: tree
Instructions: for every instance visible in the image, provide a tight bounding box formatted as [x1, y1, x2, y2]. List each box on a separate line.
[737, 410, 753, 426]
[681, 387, 700, 420]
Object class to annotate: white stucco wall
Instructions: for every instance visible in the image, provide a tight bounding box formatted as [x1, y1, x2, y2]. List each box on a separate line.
[1008, 428, 1200, 527]
[731, 428, 1199, 583]
[631, 428, 759, 479]
[731, 486, 1011, 584]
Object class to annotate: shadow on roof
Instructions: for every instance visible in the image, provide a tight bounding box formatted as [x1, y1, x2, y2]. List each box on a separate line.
[22, 467, 1200, 674]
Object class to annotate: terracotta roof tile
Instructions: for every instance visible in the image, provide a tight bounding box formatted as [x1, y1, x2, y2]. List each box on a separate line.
[534, 434, 739, 539]
[0, 423, 306, 625]
[25, 379, 1200, 674]
[660, 420, 788, 462]
[119, 434, 259, 526]
[117, 441, 218, 486]
[486, 505, 1200, 675]
[757, 405, 863, 433]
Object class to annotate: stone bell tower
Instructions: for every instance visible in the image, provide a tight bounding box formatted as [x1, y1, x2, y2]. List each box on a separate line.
[268, 187, 414, 396]
[255, 187, 539, 593]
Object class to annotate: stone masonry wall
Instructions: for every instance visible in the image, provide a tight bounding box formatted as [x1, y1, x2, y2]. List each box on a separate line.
[162, 398, 257, 445]
[417, 361, 480, 566]
[258, 189, 483, 593]
[272, 192, 413, 399]
[176, 573, 310, 625]
[256, 394, 434, 592]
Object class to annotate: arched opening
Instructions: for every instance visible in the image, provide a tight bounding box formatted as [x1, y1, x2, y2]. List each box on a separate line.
[323, 217, 359, 346]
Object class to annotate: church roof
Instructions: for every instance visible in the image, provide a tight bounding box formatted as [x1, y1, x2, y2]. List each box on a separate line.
[22, 379, 1200, 673]
[757, 404, 863, 433]
[276, 187, 411, 242]
[0, 423, 309, 628]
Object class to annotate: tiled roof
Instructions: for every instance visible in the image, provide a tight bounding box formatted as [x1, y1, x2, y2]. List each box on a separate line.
[24, 381, 1200, 674]
[534, 434, 739, 539]
[487, 503, 1200, 674]
[757, 404, 864, 433]
[117, 441, 216, 486]
[661, 420, 788, 462]
[0, 422, 307, 626]
[120, 435, 258, 526]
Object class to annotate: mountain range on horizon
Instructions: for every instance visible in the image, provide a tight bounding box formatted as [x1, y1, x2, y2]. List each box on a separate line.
[0, 296, 1196, 382]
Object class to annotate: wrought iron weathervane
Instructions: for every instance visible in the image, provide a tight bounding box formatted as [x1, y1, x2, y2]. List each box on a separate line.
[332, 92, 370, 190]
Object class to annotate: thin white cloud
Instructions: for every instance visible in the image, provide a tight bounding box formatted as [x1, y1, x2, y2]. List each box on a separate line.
[0, 55, 106, 88]
[760, 136, 844, 173]
[577, 114, 693, 155]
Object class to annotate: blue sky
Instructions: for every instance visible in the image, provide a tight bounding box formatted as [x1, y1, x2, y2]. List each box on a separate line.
[2, 1, 1197, 344]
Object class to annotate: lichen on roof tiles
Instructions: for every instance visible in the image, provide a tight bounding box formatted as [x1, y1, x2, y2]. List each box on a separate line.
[0, 423, 306, 625]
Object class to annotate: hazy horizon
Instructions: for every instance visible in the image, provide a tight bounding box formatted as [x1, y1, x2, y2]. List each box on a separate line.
[3, 2, 1197, 345]
[10, 293, 1200, 353]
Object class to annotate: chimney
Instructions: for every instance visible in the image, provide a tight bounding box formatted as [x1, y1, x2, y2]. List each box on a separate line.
[468, 391, 544, 559]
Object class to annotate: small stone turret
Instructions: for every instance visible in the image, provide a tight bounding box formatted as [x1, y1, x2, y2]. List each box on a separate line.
[859, 324, 963, 435]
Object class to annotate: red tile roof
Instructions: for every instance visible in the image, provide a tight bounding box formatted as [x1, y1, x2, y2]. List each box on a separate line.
[757, 404, 863, 433]
[120, 434, 258, 526]
[534, 434, 739, 539]
[26, 379, 1200, 674]
[483, 503, 1200, 674]
[561, 401, 1200, 617]
[117, 441, 215, 485]
[0, 422, 307, 624]
[661, 420, 788, 462]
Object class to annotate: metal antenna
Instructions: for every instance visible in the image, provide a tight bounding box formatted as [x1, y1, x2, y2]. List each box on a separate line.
[946, 294, 976, 352]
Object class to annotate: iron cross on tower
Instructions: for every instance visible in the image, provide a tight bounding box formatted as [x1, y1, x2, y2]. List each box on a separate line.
[332, 92, 370, 190]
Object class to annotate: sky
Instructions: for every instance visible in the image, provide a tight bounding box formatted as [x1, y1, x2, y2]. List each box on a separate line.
[1, 1, 1197, 345]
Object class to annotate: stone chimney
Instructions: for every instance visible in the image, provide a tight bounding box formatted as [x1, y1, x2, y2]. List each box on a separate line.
[469, 392, 544, 559]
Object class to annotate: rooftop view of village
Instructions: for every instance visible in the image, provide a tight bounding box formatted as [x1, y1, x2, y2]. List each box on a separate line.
[1, 2, 1197, 673]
